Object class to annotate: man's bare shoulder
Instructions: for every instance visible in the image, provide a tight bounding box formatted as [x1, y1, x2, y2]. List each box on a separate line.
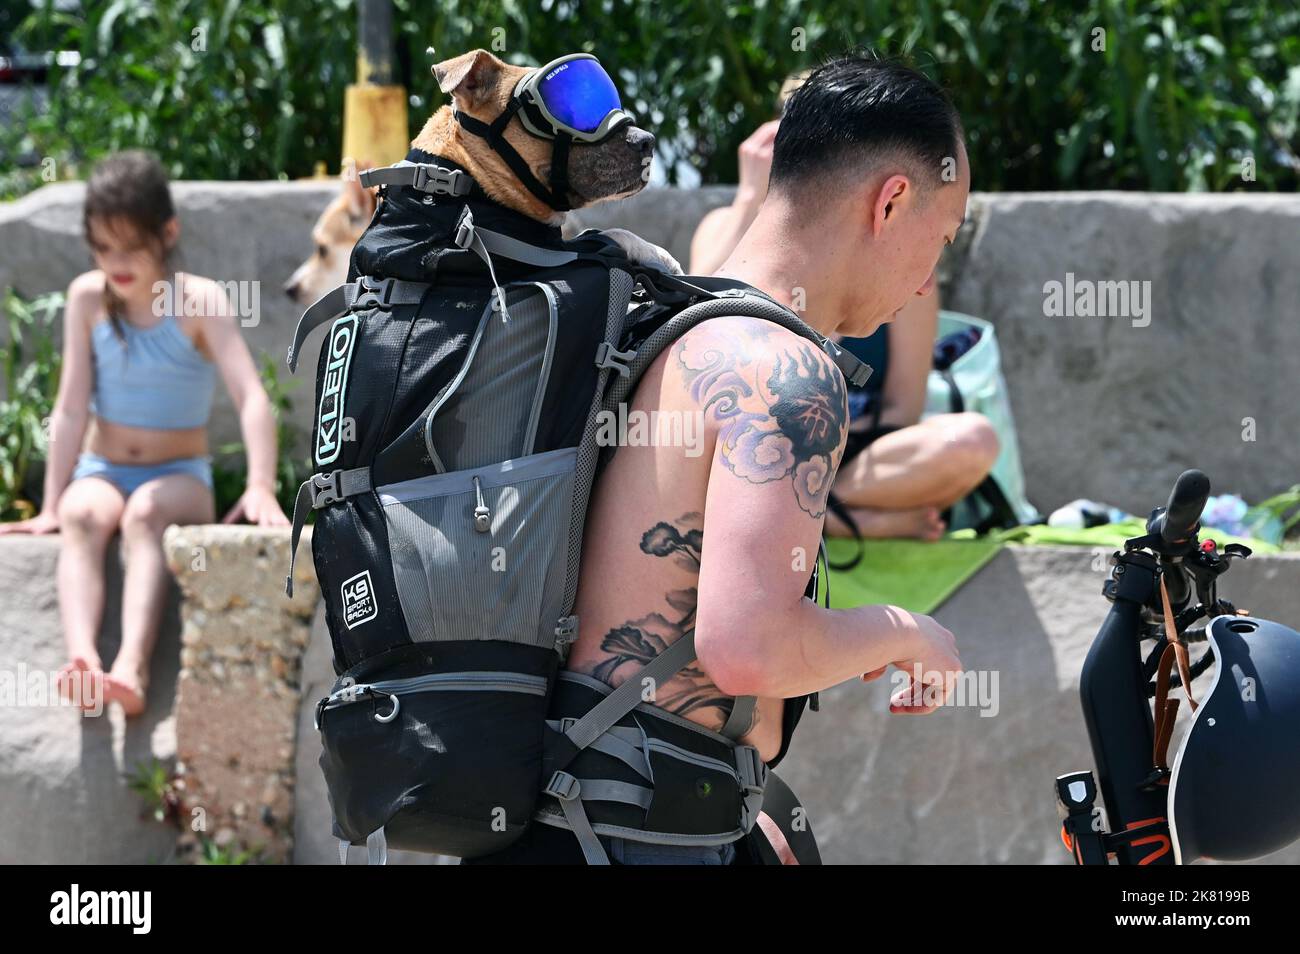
[667, 314, 849, 518]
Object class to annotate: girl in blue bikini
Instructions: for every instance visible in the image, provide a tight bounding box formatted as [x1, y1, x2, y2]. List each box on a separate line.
[0, 150, 288, 716]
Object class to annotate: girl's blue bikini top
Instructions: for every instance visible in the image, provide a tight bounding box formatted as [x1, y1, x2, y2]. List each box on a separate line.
[90, 315, 216, 429]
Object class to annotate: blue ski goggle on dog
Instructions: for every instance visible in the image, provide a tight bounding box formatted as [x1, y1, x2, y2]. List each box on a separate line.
[514, 54, 633, 142]
[452, 53, 635, 211]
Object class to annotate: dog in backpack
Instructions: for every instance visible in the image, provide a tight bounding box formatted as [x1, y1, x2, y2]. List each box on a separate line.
[414, 48, 681, 274]
[286, 50, 679, 310]
[284, 165, 378, 307]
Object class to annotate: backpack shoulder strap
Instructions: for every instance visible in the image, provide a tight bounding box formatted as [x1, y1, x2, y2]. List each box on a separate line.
[610, 279, 873, 410]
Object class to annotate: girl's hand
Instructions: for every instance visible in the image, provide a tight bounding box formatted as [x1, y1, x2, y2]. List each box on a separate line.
[0, 510, 60, 535]
[222, 486, 289, 527]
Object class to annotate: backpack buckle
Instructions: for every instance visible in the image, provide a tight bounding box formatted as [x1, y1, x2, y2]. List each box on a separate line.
[411, 164, 470, 197]
[734, 744, 767, 796]
[353, 276, 395, 310]
[734, 745, 767, 830]
[554, 615, 579, 659]
[545, 771, 582, 802]
[594, 341, 636, 377]
[310, 470, 342, 508]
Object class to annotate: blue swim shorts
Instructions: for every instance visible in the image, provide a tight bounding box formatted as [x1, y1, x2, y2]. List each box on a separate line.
[71, 452, 213, 497]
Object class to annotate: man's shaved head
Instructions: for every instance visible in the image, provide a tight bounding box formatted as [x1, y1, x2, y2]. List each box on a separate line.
[770, 50, 964, 208]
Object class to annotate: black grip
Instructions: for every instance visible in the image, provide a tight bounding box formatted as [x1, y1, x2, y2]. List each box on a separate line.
[1161, 469, 1210, 543]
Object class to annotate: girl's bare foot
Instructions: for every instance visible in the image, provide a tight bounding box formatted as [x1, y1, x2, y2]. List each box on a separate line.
[57, 656, 106, 714]
[104, 662, 150, 717]
[827, 505, 947, 541]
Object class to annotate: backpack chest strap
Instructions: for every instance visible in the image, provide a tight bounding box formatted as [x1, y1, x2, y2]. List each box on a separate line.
[286, 276, 432, 373]
[285, 466, 372, 597]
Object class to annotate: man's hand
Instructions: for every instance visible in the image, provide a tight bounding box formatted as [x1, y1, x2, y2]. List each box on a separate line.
[872, 609, 961, 714]
[222, 485, 289, 527]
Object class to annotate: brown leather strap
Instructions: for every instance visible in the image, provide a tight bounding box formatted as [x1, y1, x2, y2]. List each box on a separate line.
[1159, 573, 1198, 713]
[1151, 574, 1199, 774]
[1152, 642, 1181, 773]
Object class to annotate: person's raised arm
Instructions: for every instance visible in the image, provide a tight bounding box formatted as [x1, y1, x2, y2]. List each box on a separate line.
[878, 293, 940, 429]
[688, 121, 781, 275]
[685, 317, 961, 711]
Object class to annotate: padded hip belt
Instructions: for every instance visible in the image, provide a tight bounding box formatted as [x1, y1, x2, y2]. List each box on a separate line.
[536, 671, 821, 864]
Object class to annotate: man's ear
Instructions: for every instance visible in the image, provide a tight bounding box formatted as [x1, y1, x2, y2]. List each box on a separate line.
[870, 174, 912, 237]
[431, 49, 504, 109]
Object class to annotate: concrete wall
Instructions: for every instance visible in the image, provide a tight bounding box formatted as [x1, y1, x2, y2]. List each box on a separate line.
[3, 183, 1296, 515]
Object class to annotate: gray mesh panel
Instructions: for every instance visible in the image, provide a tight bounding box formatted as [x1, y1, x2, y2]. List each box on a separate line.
[560, 267, 637, 615]
[380, 447, 577, 646]
[427, 286, 555, 471]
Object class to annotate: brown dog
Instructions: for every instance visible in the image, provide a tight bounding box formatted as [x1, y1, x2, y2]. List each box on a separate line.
[412, 49, 680, 272]
[284, 168, 378, 306]
[287, 49, 681, 307]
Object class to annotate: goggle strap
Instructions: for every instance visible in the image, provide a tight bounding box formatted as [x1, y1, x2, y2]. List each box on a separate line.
[489, 99, 520, 139]
[453, 105, 570, 212]
[550, 131, 573, 210]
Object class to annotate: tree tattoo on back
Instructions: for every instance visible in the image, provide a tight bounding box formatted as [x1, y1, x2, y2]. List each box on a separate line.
[575, 512, 756, 732]
[675, 323, 847, 518]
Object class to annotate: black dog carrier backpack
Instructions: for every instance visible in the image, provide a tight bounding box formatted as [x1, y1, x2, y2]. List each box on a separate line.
[284, 151, 870, 865]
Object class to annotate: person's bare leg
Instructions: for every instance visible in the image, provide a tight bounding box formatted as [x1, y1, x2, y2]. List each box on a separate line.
[836, 413, 999, 510]
[55, 477, 126, 708]
[826, 413, 999, 540]
[107, 474, 214, 716]
[824, 503, 947, 541]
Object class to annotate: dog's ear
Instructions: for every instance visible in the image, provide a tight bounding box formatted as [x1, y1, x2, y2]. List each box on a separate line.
[341, 160, 377, 225]
[431, 49, 503, 109]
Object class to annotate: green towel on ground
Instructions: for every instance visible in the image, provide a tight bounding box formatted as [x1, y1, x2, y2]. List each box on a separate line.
[824, 521, 1279, 615]
[824, 536, 1004, 615]
[990, 519, 1281, 554]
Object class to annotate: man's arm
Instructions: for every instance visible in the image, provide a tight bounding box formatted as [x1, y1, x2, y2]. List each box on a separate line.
[878, 293, 939, 428]
[681, 317, 961, 709]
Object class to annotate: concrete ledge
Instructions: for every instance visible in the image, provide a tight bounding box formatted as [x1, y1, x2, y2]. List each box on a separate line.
[0, 534, 181, 864]
[5, 531, 1299, 864]
[164, 524, 320, 864]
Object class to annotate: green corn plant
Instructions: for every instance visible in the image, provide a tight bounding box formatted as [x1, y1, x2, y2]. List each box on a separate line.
[2, 0, 1295, 199]
[0, 287, 63, 521]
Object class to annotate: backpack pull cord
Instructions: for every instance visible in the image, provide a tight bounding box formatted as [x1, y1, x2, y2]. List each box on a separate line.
[455, 208, 511, 322]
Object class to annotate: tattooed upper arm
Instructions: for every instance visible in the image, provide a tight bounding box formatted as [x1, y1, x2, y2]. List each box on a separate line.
[674, 317, 849, 519]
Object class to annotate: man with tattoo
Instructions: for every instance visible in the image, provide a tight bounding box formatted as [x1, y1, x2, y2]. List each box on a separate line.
[475, 51, 969, 865]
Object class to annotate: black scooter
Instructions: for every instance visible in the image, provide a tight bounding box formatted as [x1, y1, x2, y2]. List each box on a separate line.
[1055, 469, 1253, 865]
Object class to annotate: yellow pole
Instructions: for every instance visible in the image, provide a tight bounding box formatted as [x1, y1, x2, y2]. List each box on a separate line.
[340, 0, 409, 173]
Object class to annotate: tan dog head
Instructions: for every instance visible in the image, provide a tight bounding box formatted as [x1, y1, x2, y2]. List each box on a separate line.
[284, 167, 377, 306]
[412, 49, 655, 224]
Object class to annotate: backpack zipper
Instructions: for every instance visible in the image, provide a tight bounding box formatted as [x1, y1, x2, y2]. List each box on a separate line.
[315, 670, 548, 728]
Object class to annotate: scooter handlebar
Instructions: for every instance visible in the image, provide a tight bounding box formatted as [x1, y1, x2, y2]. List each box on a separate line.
[1160, 469, 1210, 544]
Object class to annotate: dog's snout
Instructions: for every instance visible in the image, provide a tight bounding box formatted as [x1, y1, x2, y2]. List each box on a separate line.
[626, 126, 655, 155]
[283, 280, 300, 300]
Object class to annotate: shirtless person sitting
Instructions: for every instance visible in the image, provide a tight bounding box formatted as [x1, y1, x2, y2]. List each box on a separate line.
[466, 51, 968, 865]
